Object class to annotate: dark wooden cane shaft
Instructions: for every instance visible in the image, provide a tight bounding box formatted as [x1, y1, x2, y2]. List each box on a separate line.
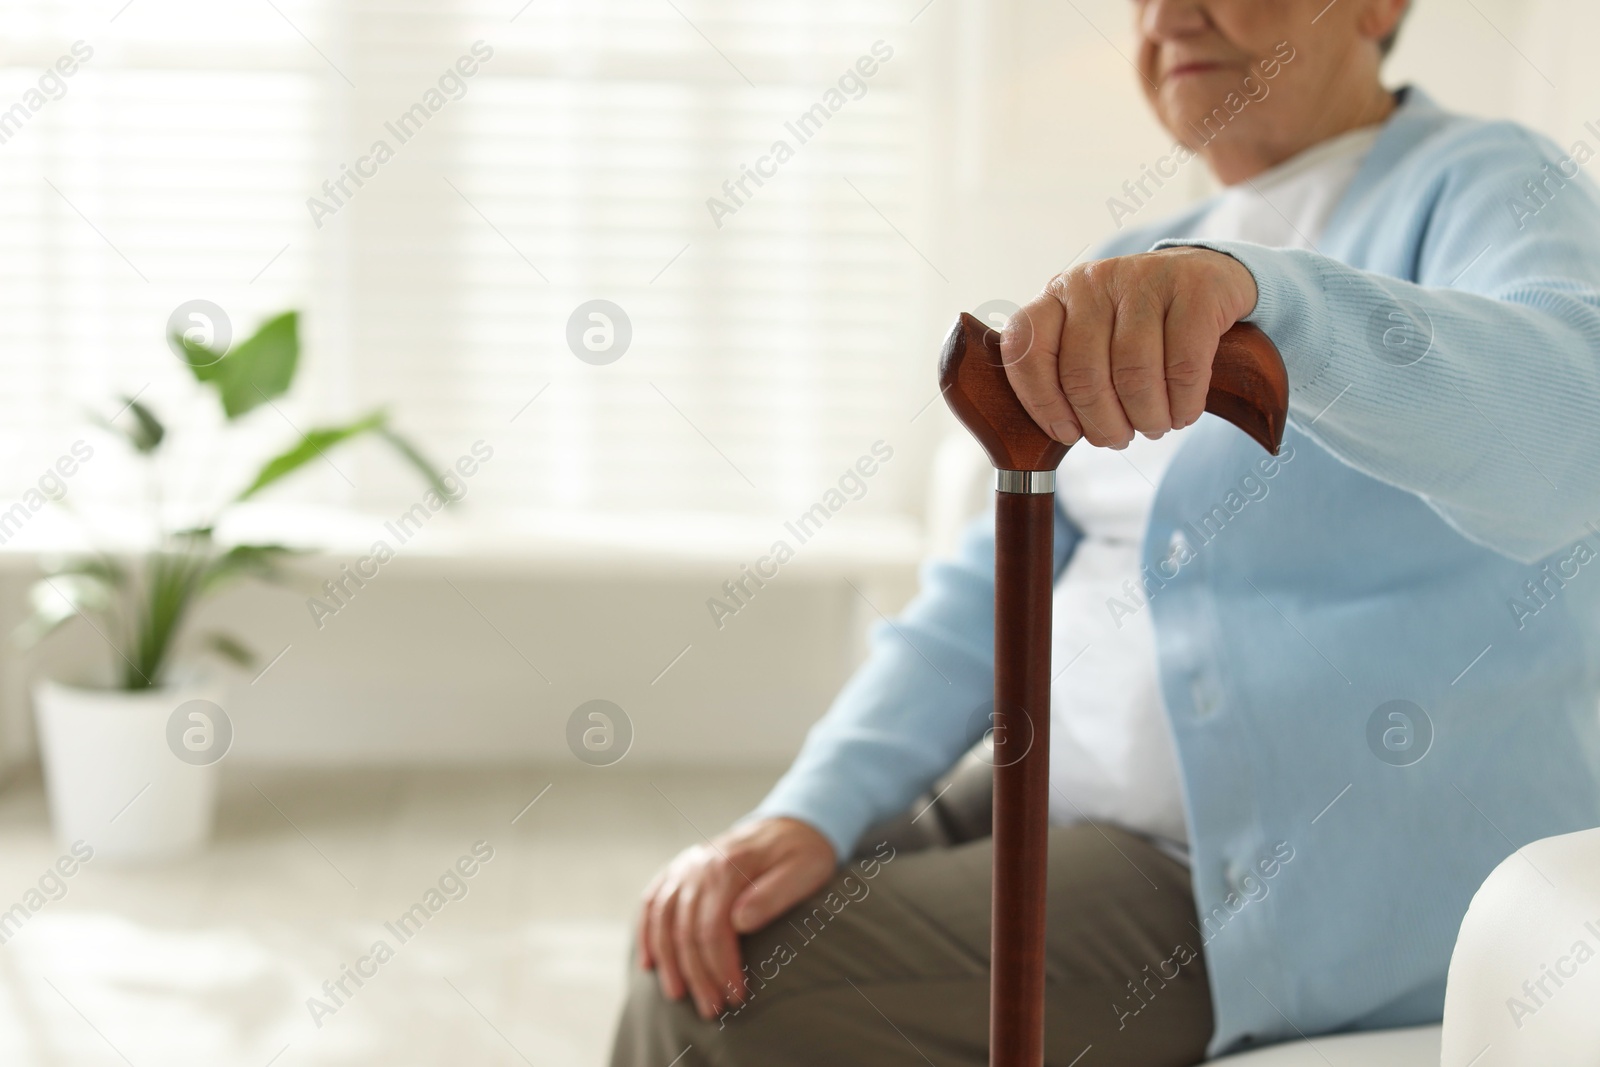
[990, 488, 1056, 1067]
[938, 309, 1288, 1067]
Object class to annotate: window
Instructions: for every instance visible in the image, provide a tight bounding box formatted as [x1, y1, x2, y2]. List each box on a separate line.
[0, 0, 929, 528]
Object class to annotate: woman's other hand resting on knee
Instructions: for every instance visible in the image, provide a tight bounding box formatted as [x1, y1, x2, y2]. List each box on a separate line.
[636, 816, 835, 1020]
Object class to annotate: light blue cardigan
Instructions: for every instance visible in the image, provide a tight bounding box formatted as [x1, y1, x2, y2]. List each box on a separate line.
[750, 87, 1600, 1055]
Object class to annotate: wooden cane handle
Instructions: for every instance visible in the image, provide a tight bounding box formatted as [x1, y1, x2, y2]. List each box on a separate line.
[938, 311, 1289, 468]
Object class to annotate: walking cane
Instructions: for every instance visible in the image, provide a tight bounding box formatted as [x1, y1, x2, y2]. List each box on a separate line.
[938, 311, 1289, 1066]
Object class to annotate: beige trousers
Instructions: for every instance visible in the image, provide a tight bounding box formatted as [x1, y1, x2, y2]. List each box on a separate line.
[609, 760, 1213, 1067]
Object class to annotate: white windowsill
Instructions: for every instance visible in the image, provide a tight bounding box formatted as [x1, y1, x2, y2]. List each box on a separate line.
[0, 502, 926, 579]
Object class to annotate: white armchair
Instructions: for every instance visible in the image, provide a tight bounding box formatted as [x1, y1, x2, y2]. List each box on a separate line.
[1214, 1026, 1440, 1065]
[1218, 828, 1600, 1065]
[1438, 825, 1600, 1066]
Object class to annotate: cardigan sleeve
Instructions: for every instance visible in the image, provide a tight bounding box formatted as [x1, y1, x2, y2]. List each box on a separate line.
[747, 507, 1080, 859]
[1158, 124, 1600, 563]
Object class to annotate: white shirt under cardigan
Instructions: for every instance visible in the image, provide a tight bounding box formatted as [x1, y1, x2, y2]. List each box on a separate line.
[1046, 125, 1383, 857]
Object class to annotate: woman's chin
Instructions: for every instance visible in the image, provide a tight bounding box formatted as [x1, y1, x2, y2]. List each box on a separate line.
[1162, 88, 1247, 131]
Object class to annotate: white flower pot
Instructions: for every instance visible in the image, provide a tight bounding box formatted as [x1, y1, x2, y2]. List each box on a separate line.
[32, 679, 223, 862]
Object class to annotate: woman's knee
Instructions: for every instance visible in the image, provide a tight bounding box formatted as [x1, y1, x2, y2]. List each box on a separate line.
[610, 965, 712, 1067]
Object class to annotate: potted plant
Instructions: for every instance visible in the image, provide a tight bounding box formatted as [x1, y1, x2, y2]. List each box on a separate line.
[19, 311, 447, 862]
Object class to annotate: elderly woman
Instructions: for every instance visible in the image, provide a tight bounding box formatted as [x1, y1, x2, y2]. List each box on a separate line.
[613, 0, 1600, 1063]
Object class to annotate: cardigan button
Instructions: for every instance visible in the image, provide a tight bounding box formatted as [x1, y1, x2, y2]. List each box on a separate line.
[1189, 674, 1219, 717]
[1165, 530, 1191, 570]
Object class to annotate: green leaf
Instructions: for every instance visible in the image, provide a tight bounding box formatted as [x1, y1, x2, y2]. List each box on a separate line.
[201, 543, 299, 593]
[121, 397, 165, 452]
[186, 311, 300, 420]
[127, 548, 208, 689]
[89, 396, 166, 454]
[235, 411, 386, 501]
[377, 426, 455, 504]
[200, 631, 256, 668]
[172, 335, 223, 371]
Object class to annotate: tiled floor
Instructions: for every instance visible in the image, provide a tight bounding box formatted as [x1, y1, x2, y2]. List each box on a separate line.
[0, 764, 779, 1067]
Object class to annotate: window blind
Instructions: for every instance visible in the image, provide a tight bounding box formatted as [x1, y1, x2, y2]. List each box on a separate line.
[1, 0, 928, 525]
[0, 0, 324, 522]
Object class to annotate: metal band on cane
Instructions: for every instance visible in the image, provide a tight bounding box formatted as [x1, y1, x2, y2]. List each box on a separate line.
[996, 469, 1055, 495]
